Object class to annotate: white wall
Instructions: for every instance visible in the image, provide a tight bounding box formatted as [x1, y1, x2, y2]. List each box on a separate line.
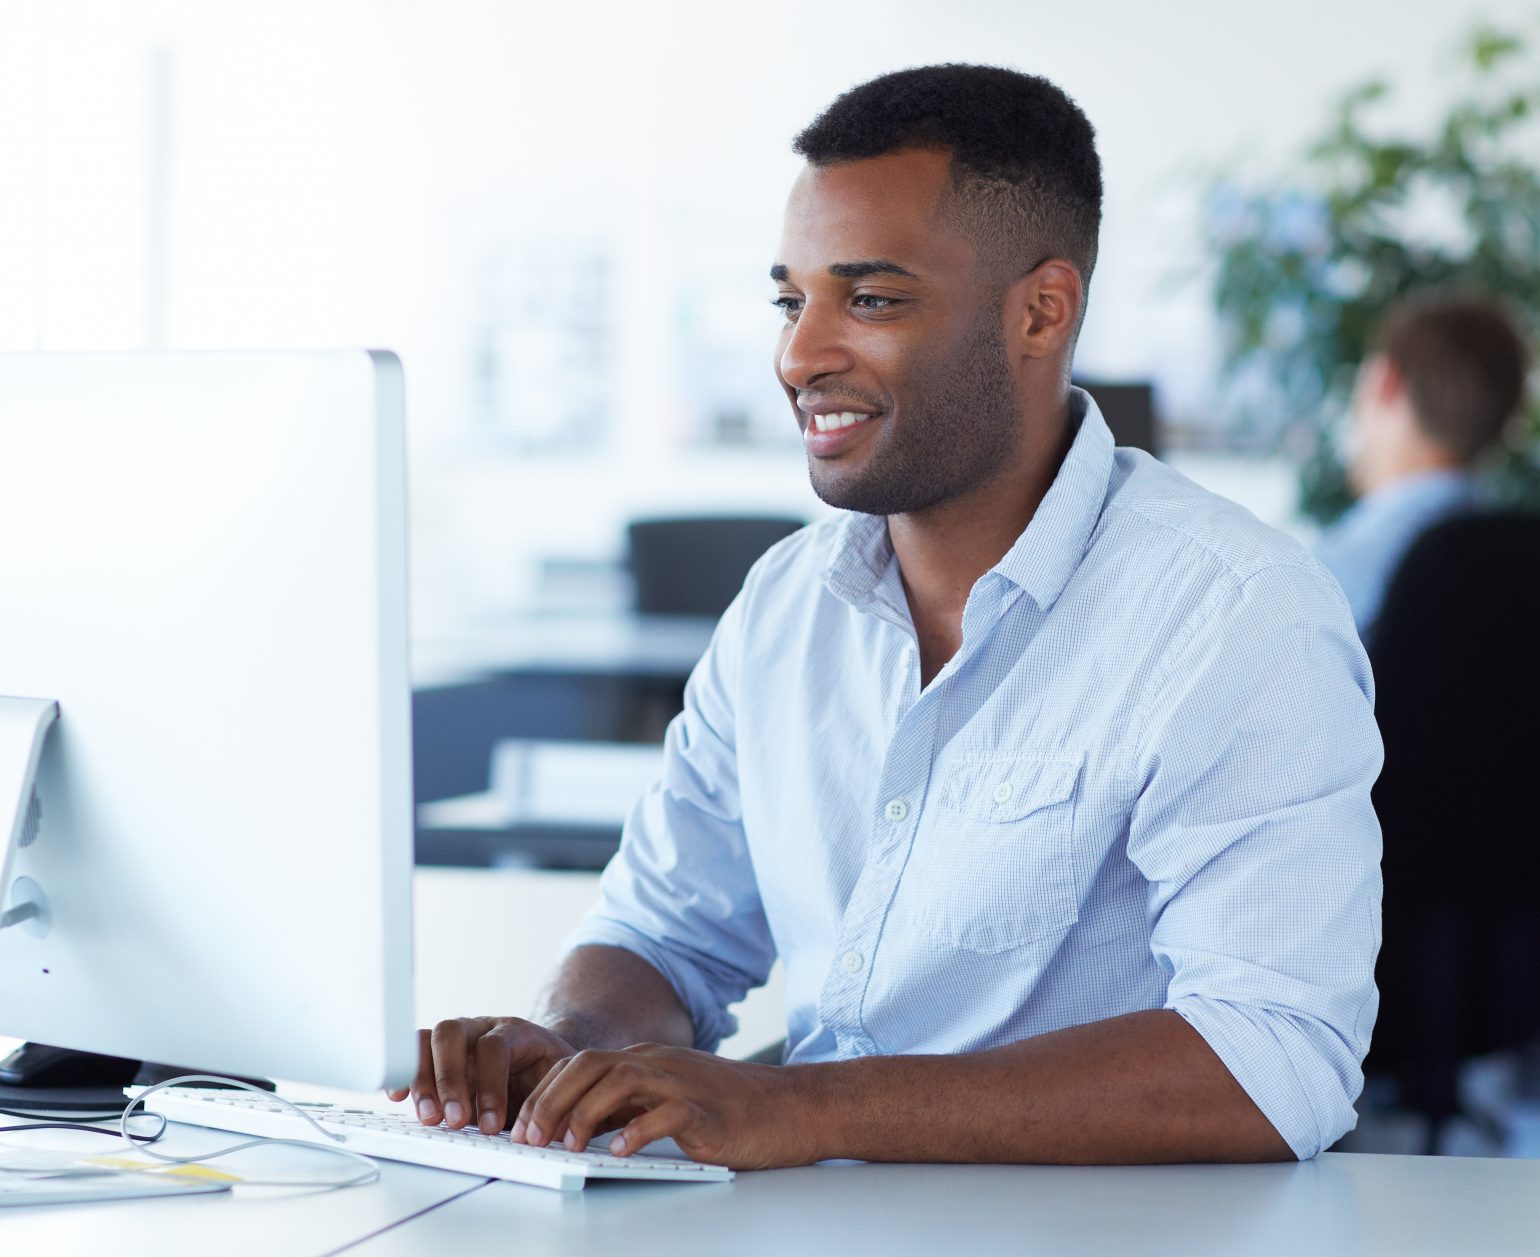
[0, 0, 1529, 1076]
[3, 0, 1533, 625]
[0, 868, 787, 1069]
[413, 868, 787, 1059]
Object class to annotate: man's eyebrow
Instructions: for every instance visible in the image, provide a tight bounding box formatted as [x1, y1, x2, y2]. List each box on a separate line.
[769, 260, 921, 283]
[829, 259, 920, 281]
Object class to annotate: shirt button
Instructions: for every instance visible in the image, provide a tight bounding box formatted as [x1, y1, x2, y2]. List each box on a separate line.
[884, 799, 909, 822]
[840, 950, 865, 974]
[992, 782, 1014, 804]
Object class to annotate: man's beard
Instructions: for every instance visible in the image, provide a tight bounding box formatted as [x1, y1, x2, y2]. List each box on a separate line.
[806, 312, 1021, 517]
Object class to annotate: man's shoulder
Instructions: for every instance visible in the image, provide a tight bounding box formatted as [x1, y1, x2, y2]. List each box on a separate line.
[1103, 449, 1327, 589]
[739, 513, 854, 592]
[1093, 449, 1356, 639]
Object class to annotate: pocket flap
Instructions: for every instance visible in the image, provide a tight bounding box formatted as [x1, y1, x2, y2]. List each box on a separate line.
[939, 752, 1084, 823]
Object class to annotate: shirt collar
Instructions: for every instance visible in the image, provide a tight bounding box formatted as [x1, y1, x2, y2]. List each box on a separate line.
[1325, 468, 1482, 547]
[823, 387, 1116, 616]
[1351, 468, 1481, 521]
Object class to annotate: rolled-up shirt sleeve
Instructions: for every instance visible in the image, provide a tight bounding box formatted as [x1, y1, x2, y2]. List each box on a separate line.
[1125, 559, 1383, 1160]
[561, 586, 775, 1052]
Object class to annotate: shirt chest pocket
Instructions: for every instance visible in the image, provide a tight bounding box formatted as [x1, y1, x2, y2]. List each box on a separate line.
[904, 752, 1083, 955]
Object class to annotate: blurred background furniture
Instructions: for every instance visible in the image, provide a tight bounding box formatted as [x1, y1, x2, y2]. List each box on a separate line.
[414, 515, 805, 868]
[415, 739, 663, 869]
[1076, 379, 1159, 458]
[625, 514, 805, 617]
[411, 615, 716, 805]
[1364, 510, 1540, 1153]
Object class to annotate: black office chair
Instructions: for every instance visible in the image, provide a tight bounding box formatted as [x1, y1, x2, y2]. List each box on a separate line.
[625, 515, 805, 618]
[1365, 510, 1540, 1153]
[1074, 378, 1159, 457]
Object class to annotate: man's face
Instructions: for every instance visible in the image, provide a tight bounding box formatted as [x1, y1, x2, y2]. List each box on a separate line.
[772, 148, 1023, 517]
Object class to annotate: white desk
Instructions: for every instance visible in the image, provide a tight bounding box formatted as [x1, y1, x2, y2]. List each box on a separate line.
[352, 1153, 1540, 1257]
[3, 1123, 1537, 1255]
[0, 1118, 481, 1257]
[413, 613, 718, 688]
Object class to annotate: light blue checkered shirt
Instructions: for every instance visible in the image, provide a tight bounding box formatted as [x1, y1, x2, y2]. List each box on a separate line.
[566, 390, 1384, 1160]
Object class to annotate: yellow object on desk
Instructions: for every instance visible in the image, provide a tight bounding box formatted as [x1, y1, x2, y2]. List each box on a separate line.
[0, 1152, 233, 1208]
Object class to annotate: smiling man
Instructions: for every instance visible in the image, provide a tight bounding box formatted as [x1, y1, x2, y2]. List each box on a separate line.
[395, 65, 1383, 1168]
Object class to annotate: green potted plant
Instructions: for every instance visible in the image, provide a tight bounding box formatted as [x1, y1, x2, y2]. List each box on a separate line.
[1204, 24, 1540, 522]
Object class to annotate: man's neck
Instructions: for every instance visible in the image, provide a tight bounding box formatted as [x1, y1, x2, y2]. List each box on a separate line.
[1358, 445, 1462, 497]
[888, 402, 1074, 685]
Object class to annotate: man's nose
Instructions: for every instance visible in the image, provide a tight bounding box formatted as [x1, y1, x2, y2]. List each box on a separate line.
[777, 303, 855, 391]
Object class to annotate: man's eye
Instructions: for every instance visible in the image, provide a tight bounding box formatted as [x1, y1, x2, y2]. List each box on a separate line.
[853, 294, 899, 310]
[771, 296, 803, 319]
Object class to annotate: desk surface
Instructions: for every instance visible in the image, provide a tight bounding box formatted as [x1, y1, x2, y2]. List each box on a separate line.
[353, 1152, 1540, 1257]
[413, 613, 717, 688]
[3, 1123, 1537, 1256]
[0, 1118, 481, 1257]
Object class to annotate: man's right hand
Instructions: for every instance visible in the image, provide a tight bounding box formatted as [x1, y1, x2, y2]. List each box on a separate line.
[386, 1017, 576, 1135]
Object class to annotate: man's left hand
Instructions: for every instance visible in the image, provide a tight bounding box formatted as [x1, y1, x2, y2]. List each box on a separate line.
[510, 1043, 819, 1169]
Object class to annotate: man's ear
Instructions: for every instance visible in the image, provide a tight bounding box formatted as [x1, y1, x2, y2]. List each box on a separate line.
[1359, 354, 1406, 409]
[1008, 260, 1083, 361]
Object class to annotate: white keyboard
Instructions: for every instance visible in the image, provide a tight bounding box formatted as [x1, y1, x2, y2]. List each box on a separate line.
[134, 1087, 734, 1192]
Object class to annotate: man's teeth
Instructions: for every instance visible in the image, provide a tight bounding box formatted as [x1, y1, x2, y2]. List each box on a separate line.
[811, 411, 874, 433]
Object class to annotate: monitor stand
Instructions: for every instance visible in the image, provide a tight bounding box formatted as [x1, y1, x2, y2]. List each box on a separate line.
[0, 698, 58, 937]
[0, 1042, 275, 1115]
[0, 1042, 141, 1113]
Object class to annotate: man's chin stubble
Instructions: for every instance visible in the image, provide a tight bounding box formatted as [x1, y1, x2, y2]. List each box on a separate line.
[807, 458, 953, 517]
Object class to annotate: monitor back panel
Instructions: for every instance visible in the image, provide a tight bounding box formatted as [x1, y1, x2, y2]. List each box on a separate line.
[0, 351, 415, 1091]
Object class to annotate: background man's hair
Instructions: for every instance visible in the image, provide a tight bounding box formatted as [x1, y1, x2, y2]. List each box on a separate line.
[792, 64, 1103, 298]
[1374, 293, 1530, 463]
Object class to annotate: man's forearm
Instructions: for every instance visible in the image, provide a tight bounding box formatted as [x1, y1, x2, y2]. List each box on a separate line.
[533, 944, 696, 1052]
[792, 1009, 1293, 1164]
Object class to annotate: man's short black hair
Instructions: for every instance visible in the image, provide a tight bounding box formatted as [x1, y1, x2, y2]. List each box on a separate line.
[793, 64, 1103, 298]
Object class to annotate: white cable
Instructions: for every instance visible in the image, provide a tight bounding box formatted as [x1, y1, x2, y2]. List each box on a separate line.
[120, 1075, 381, 1190]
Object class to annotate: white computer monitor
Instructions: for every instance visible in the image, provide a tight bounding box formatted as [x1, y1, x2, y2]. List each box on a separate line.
[0, 350, 416, 1092]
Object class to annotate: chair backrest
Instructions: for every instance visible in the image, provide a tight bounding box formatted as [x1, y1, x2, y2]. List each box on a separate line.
[626, 516, 805, 618]
[1074, 379, 1159, 457]
[1365, 510, 1540, 1124]
[1369, 510, 1540, 906]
